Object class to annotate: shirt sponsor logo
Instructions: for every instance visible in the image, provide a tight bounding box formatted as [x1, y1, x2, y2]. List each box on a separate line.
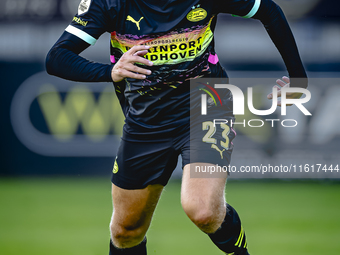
[126, 15, 144, 30]
[73, 16, 88, 26]
[187, 7, 207, 22]
[111, 18, 214, 66]
[78, 0, 91, 15]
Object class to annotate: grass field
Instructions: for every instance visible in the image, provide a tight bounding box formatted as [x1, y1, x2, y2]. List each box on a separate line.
[0, 178, 339, 255]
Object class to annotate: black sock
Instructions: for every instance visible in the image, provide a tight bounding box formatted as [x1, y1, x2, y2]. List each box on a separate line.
[208, 204, 249, 255]
[109, 237, 147, 255]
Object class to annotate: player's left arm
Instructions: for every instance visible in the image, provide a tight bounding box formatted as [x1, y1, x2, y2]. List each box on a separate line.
[251, 0, 307, 104]
[218, 0, 307, 104]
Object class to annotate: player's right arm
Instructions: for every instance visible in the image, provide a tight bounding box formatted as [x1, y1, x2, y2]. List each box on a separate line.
[45, 0, 152, 83]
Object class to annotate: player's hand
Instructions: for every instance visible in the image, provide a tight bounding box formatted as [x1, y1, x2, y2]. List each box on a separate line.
[111, 45, 153, 82]
[267, 76, 303, 106]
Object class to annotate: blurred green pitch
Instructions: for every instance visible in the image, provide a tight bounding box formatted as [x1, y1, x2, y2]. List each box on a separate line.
[0, 178, 339, 255]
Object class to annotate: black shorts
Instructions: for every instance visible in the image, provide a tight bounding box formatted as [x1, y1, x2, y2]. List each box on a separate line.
[111, 115, 236, 190]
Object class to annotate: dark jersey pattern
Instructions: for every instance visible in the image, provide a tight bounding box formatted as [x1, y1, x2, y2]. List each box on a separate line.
[65, 0, 261, 132]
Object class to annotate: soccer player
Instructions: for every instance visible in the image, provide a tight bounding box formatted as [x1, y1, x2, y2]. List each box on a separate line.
[46, 0, 307, 254]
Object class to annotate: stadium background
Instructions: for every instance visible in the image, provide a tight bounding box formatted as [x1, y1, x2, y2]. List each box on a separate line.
[0, 0, 339, 254]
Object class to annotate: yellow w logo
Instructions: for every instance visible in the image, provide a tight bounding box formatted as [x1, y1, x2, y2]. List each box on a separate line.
[38, 84, 125, 141]
[126, 15, 144, 30]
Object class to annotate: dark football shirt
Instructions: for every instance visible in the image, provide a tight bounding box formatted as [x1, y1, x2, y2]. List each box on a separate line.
[65, 0, 261, 132]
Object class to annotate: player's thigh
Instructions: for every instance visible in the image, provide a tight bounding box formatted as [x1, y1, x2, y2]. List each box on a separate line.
[181, 163, 227, 214]
[111, 183, 163, 230]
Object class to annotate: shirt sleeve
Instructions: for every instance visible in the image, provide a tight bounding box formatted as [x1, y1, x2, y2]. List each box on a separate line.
[45, 0, 118, 82]
[65, 0, 116, 45]
[216, 0, 261, 18]
[46, 32, 113, 82]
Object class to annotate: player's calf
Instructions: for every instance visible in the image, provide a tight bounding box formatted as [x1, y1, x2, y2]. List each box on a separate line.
[208, 204, 250, 255]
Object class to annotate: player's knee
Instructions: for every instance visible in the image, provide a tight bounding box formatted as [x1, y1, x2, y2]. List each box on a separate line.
[110, 222, 146, 248]
[182, 201, 222, 233]
[191, 209, 216, 231]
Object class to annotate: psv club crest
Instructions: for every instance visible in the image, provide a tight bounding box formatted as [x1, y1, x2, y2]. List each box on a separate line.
[187, 4, 207, 22]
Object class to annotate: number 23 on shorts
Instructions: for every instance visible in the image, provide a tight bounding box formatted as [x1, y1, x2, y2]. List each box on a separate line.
[202, 121, 230, 150]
